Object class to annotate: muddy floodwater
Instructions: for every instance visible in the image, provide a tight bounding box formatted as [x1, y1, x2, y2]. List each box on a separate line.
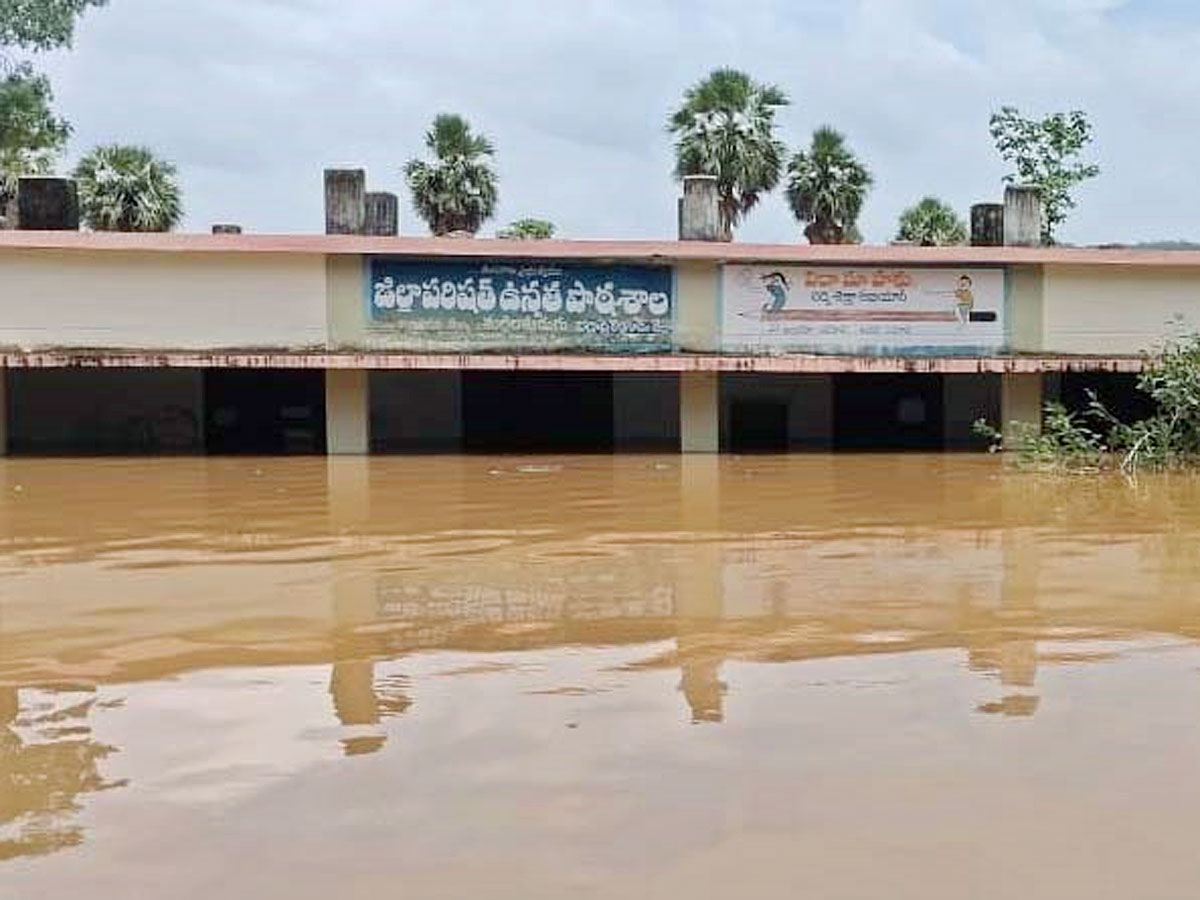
[5, 456, 1200, 898]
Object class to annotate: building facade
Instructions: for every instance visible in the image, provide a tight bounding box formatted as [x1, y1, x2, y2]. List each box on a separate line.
[0, 228, 1191, 455]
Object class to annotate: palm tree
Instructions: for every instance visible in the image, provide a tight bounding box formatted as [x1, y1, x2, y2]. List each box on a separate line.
[73, 144, 182, 232]
[669, 68, 788, 241]
[404, 114, 498, 236]
[786, 127, 872, 244]
[896, 197, 967, 246]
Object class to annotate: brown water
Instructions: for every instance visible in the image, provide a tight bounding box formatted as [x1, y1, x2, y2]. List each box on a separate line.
[3, 455, 1200, 898]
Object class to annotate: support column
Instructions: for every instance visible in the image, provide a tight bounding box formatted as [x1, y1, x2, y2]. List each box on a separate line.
[680, 371, 719, 453]
[1002, 373, 1043, 445]
[325, 369, 369, 455]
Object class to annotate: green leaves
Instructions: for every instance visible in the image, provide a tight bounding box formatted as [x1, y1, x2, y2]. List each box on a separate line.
[0, 0, 108, 224]
[786, 126, 872, 244]
[404, 114, 498, 236]
[669, 68, 788, 239]
[497, 218, 555, 240]
[74, 144, 182, 232]
[0, 63, 69, 211]
[896, 196, 966, 246]
[0, 0, 107, 51]
[989, 106, 1100, 244]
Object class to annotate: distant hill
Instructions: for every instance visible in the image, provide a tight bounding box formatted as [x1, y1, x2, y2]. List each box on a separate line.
[1083, 241, 1200, 251]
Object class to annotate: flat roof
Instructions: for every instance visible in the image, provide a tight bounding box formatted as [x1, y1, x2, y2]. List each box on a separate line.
[3, 231, 1200, 267]
[0, 350, 1149, 374]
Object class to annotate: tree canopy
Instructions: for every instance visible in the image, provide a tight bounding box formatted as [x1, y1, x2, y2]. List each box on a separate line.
[0, 0, 107, 51]
[669, 68, 787, 241]
[896, 197, 967, 246]
[74, 144, 183, 232]
[498, 218, 555, 240]
[989, 106, 1099, 244]
[786, 127, 872, 244]
[0, 63, 68, 221]
[404, 113, 498, 236]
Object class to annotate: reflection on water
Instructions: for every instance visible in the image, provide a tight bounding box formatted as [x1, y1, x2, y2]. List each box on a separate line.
[4, 456, 1200, 895]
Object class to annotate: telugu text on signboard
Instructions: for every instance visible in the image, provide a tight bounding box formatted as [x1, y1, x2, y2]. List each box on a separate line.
[368, 259, 674, 352]
[721, 265, 1005, 355]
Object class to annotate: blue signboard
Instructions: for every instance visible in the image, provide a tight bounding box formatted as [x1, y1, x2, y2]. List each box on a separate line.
[367, 258, 674, 352]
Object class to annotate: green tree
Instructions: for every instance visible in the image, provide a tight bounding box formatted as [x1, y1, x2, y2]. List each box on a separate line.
[0, 0, 106, 51]
[0, 63, 69, 225]
[896, 196, 967, 246]
[989, 106, 1099, 244]
[497, 217, 555, 240]
[74, 144, 182, 232]
[786, 126, 872, 244]
[404, 114, 498, 236]
[668, 68, 788, 241]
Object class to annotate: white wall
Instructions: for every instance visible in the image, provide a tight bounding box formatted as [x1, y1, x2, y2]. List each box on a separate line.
[1044, 265, 1200, 355]
[0, 250, 328, 350]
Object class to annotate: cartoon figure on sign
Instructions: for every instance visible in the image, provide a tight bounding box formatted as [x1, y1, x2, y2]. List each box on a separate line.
[760, 272, 790, 313]
[953, 274, 974, 325]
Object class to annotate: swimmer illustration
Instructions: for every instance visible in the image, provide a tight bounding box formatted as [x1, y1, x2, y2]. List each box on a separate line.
[760, 272, 790, 313]
[953, 274, 974, 325]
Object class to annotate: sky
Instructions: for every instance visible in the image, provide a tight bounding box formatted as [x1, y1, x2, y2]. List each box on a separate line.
[23, 0, 1200, 244]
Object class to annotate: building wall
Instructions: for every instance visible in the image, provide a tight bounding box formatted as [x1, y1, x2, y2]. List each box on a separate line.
[1007, 266, 1044, 353]
[0, 250, 327, 350]
[1043, 264, 1200, 354]
[8, 369, 204, 454]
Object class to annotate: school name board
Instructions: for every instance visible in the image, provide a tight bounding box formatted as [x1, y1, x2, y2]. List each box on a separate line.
[722, 265, 1005, 355]
[368, 259, 674, 352]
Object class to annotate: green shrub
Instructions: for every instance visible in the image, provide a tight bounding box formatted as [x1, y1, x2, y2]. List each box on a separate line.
[977, 333, 1200, 474]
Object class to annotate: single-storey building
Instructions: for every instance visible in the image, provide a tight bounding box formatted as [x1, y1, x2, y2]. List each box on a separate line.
[0, 178, 1191, 455]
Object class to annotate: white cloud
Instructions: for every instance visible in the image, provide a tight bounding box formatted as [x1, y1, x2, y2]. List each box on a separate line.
[25, 0, 1200, 244]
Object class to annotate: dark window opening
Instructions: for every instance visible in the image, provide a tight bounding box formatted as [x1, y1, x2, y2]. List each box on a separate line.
[462, 373, 614, 453]
[728, 400, 790, 453]
[834, 374, 945, 451]
[204, 370, 326, 455]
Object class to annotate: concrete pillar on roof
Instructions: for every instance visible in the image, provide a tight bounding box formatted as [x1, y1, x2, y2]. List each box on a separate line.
[679, 175, 722, 242]
[212, 224, 243, 234]
[364, 192, 399, 237]
[16, 177, 79, 231]
[970, 203, 1005, 247]
[1004, 186, 1043, 247]
[325, 169, 366, 235]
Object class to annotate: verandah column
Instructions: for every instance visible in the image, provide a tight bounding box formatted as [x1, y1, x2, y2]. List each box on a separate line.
[325, 369, 369, 455]
[676, 175, 723, 454]
[681, 372, 719, 453]
[1002, 373, 1043, 445]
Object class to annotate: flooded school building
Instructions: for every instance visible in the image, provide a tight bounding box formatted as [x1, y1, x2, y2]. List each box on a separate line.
[0, 174, 1188, 456]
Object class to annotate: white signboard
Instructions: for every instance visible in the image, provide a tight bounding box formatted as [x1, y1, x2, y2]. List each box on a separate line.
[722, 265, 1005, 354]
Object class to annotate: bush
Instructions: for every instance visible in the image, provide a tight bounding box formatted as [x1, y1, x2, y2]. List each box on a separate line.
[976, 333, 1200, 474]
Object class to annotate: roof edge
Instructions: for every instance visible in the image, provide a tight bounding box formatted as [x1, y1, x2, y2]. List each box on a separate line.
[2, 232, 1200, 267]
